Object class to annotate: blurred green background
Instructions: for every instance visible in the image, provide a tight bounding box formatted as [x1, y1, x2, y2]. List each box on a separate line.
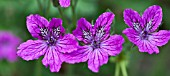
[0, 0, 170, 76]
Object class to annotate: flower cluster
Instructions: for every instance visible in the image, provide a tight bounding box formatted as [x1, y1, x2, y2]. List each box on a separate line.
[17, 5, 170, 73]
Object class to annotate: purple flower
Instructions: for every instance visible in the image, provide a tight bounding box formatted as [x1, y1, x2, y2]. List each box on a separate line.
[123, 5, 170, 54]
[17, 14, 78, 72]
[65, 12, 124, 72]
[0, 31, 21, 62]
[59, 0, 70, 7]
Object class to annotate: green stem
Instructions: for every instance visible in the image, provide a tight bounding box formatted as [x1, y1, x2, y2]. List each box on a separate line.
[58, 7, 64, 20]
[115, 62, 120, 76]
[37, 0, 43, 15]
[71, 0, 78, 31]
[120, 61, 128, 76]
[34, 59, 41, 76]
[44, 0, 51, 17]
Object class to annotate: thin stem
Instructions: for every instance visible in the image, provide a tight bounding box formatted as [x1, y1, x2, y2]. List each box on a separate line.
[58, 7, 64, 20]
[71, 0, 78, 31]
[45, 0, 51, 17]
[120, 61, 128, 76]
[115, 62, 120, 76]
[37, 0, 43, 15]
[34, 59, 41, 76]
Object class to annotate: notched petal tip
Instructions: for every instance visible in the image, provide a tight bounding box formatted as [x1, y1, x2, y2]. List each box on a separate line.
[138, 40, 159, 54]
[94, 12, 115, 32]
[49, 18, 65, 33]
[87, 49, 109, 73]
[49, 18, 62, 28]
[42, 47, 63, 72]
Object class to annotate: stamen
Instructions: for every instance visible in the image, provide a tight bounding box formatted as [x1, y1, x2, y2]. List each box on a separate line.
[140, 30, 149, 40]
[53, 27, 60, 38]
[91, 40, 100, 49]
[133, 23, 141, 31]
[96, 27, 105, 39]
[83, 30, 92, 40]
[40, 28, 48, 37]
[145, 20, 152, 31]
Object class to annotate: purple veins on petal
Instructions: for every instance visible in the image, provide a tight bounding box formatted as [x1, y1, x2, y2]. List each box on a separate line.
[88, 48, 108, 73]
[101, 35, 125, 56]
[17, 14, 78, 72]
[64, 46, 93, 64]
[59, 0, 70, 7]
[42, 46, 63, 72]
[123, 9, 143, 31]
[94, 12, 115, 40]
[65, 12, 124, 72]
[138, 40, 159, 54]
[17, 40, 47, 61]
[142, 5, 162, 32]
[123, 5, 169, 54]
[149, 30, 170, 46]
[73, 18, 93, 44]
[27, 14, 49, 39]
[56, 34, 78, 53]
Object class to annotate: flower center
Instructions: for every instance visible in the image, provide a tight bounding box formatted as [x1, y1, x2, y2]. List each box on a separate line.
[140, 31, 149, 40]
[91, 40, 101, 49]
[40, 27, 61, 46]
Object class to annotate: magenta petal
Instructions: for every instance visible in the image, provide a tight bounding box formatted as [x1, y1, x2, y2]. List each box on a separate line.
[42, 46, 63, 72]
[149, 30, 170, 46]
[142, 5, 162, 32]
[64, 46, 92, 64]
[123, 28, 140, 45]
[124, 9, 143, 29]
[56, 34, 78, 53]
[138, 40, 159, 54]
[7, 48, 18, 62]
[17, 40, 47, 61]
[94, 12, 115, 40]
[59, 0, 70, 7]
[48, 18, 65, 34]
[88, 49, 108, 73]
[27, 14, 49, 39]
[73, 18, 93, 43]
[0, 31, 21, 62]
[101, 35, 124, 56]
